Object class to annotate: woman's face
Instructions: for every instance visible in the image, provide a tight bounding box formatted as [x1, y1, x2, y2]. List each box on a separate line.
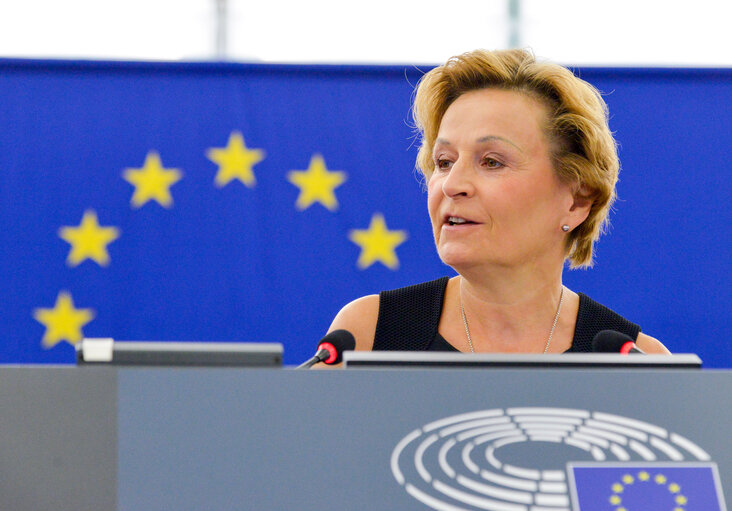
[427, 88, 577, 271]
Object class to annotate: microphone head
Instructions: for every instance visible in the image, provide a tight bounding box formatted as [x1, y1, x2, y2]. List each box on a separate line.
[592, 330, 636, 353]
[317, 329, 356, 364]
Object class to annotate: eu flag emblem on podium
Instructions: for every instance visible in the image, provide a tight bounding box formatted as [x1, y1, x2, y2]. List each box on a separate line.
[569, 463, 726, 510]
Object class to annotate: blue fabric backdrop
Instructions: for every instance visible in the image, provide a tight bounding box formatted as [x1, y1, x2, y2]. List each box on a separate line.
[1, 59, 730, 366]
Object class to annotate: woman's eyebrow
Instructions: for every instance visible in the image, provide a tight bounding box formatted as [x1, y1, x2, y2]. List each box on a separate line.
[476, 135, 524, 153]
[434, 136, 523, 153]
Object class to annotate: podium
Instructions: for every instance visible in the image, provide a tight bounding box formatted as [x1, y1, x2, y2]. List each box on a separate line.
[1, 366, 729, 510]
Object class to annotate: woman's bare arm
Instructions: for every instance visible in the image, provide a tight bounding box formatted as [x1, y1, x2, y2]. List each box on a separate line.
[310, 294, 379, 369]
[635, 332, 671, 354]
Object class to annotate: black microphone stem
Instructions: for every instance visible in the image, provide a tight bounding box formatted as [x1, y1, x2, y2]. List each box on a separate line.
[295, 348, 330, 369]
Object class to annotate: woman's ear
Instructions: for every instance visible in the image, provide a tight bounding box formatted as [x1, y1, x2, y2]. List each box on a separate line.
[568, 184, 594, 223]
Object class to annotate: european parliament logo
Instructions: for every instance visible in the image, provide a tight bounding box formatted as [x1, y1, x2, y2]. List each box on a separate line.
[391, 407, 728, 511]
[569, 463, 726, 511]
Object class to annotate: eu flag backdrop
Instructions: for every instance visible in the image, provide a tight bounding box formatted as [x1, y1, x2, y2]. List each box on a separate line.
[1, 60, 730, 366]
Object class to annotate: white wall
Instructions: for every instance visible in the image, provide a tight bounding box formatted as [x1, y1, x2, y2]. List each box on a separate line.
[0, 0, 730, 66]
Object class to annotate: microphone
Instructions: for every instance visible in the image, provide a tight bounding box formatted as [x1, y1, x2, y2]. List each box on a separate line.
[296, 329, 356, 369]
[592, 330, 645, 354]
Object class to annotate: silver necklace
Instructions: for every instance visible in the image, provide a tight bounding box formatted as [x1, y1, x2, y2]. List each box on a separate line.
[459, 284, 564, 354]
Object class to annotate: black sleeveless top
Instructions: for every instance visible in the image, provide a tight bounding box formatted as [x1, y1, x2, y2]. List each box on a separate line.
[373, 277, 640, 352]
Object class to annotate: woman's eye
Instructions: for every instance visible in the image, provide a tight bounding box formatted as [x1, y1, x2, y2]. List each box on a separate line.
[483, 157, 503, 168]
[435, 159, 452, 170]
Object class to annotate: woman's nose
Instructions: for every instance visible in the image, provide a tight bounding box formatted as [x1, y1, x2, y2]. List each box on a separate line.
[441, 160, 475, 198]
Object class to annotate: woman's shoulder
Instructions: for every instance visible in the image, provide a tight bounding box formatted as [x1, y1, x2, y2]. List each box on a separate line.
[324, 276, 452, 355]
[328, 277, 451, 350]
[575, 292, 670, 354]
[635, 332, 671, 354]
[327, 294, 380, 351]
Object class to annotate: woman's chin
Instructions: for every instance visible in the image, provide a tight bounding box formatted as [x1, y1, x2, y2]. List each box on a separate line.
[437, 244, 513, 271]
[437, 248, 481, 269]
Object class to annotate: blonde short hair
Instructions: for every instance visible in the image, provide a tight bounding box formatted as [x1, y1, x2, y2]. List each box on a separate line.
[413, 48, 618, 268]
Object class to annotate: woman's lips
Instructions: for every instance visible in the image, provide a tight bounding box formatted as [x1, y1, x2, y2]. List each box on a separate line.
[443, 214, 480, 226]
[442, 218, 481, 233]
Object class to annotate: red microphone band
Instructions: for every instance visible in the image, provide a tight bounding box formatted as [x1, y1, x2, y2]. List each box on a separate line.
[619, 341, 635, 355]
[319, 342, 338, 364]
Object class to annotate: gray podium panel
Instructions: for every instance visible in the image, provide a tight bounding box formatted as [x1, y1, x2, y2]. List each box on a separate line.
[117, 368, 732, 511]
[1, 367, 728, 510]
[0, 367, 116, 511]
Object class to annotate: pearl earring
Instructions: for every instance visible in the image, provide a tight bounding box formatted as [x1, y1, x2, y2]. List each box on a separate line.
[562, 225, 570, 232]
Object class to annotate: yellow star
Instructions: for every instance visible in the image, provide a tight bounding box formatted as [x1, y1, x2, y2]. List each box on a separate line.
[609, 495, 622, 505]
[123, 151, 182, 208]
[656, 474, 668, 485]
[622, 474, 634, 484]
[638, 471, 650, 481]
[206, 131, 265, 188]
[349, 213, 407, 270]
[675, 495, 687, 505]
[58, 210, 120, 267]
[287, 154, 346, 211]
[611, 483, 624, 493]
[668, 482, 680, 493]
[33, 291, 95, 348]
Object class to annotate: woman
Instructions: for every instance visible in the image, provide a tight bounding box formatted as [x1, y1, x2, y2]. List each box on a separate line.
[323, 49, 669, 360]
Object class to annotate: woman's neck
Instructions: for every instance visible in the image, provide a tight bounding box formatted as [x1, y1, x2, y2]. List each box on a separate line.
[456, 264, 566, 352]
